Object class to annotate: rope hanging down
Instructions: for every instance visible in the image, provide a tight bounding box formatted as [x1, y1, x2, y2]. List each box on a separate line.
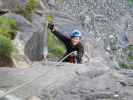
[0, 51, 77, 99]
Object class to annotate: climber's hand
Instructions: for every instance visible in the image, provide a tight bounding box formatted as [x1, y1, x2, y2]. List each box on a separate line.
[48, 23, 55, 32]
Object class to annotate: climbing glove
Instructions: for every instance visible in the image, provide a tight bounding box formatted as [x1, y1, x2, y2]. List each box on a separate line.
[48, 23, 55, 32]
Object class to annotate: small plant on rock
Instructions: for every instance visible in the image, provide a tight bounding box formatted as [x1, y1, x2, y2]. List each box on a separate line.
[17, 0, 38, 21]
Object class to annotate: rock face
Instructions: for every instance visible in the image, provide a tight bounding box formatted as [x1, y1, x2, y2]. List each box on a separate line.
[0, 90, 22, 100]
[0, 62, 133, 100]
[55, 0, 133, 67]
[0, 0, 133, 100]
[0, 0, 26, 12]
[127, 34, 133, 45]
[24, 14, 48, 61]
[0, 0, 48, 63]
[1, 12, 48, 68]
[0, 0, 19, 11]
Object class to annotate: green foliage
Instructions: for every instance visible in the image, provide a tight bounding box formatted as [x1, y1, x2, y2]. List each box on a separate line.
[121, 45, 133, 69]
[128, 0, 133, 5]
[25, 0, 38, 14]
[0, 16, 17, 60]
[48, 15, 54, 23]
[121, 63, 133, 69]
[17, 0, 38, 21]
[0, 16, 18, 39]
[0, 35, 14, 57]
[48, 31, 66, 58]
[128, 45, 133, 51]
[0, 16, 17, 29]
[128, 56, 133, 62]
[0, 28, 12, 38]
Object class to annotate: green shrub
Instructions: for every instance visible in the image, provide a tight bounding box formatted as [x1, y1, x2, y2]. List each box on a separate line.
[0, 16, 17, 66]
[48, 31, 66, 58]
[25, 0, 38, 14]
[0, 16, 17, 30]
[0, 28, 12, 38]
[121, 63, 133, 69]
[0, 35, 14, 57]
[17, 0, 38, 21]
[0, 16, 18, 39]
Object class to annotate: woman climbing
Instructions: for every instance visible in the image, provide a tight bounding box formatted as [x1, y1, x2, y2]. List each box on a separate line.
[48, 23, 84, 64]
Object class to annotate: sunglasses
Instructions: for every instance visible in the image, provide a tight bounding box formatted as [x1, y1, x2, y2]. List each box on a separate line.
[71, 36, 81, 39]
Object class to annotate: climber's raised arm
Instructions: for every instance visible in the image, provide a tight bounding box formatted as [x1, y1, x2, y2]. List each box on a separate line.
[48, 23, 70, 44]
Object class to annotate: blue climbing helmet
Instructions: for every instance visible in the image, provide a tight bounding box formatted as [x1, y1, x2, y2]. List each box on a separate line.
[70, 29, 81, 37]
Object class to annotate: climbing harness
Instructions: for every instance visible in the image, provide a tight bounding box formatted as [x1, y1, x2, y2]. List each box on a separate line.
[56, 51, 77, 65]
